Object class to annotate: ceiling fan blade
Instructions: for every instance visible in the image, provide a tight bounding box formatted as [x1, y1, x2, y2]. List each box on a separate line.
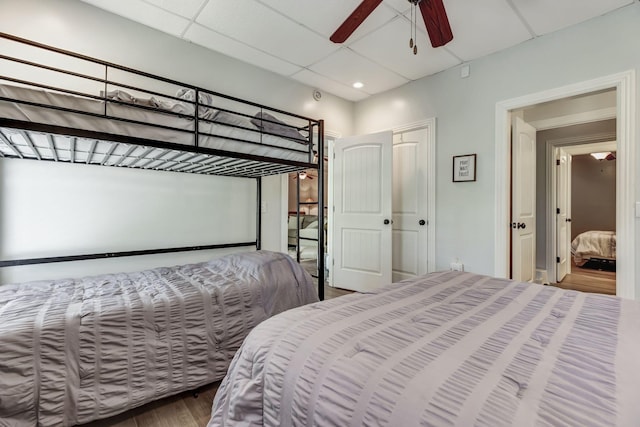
[330, 0, 383, 43]
[419, 0, 453, 48]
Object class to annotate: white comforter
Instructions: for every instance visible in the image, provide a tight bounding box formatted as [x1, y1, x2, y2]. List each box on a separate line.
[0, 251, 317, 426]
[571, 230, 616, 265]
[209, 271, 640, 427]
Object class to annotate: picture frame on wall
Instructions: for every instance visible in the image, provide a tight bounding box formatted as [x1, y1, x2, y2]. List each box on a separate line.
[452, 154, 476, 182]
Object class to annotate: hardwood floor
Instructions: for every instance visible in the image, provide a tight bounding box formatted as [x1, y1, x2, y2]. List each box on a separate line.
[79, 282, 352, 427]
[80, 382, 220, 427]
[553, 260, 616, 295]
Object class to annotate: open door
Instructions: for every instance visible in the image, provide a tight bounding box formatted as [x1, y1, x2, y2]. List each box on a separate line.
[511, 116, 536, 282]
[333, 131, 393, 292]
[555, 148, 572, 282]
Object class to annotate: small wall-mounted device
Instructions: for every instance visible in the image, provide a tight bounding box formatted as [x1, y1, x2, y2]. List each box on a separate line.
[312, 89, 322, 101]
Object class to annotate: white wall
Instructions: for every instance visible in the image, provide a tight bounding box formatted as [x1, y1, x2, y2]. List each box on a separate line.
[0, 0, 354, 283]
[354, 3, 640, 292]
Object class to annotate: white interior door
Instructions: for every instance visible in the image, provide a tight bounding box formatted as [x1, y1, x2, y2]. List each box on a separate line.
[511, 116, 536, 282]
[392, 128, 429, 282]
[555, 148, 571, 282]
[333, 131, 393, 292]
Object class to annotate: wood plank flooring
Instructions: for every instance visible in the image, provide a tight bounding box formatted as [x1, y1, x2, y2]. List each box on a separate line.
[553, 260, 616, 295]
[79, 282, 353, 427]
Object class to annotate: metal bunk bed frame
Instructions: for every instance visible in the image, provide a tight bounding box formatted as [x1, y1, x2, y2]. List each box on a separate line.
[0, 32, 326, 300]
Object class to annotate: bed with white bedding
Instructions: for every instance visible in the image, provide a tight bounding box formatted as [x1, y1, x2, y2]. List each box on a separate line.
[0, 251, 318, 427]
[208, 270, 640, 427]
[571, 230, 616, 266]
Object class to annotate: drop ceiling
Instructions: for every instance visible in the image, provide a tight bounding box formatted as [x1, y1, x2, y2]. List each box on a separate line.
[80, 0, 634, 102]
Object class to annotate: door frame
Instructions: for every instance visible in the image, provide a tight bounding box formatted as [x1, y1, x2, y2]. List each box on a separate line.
[546, 139, 616, 283]
[495, 70, 636, 299]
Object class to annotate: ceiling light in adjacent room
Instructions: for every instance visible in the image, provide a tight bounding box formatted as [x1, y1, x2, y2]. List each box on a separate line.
[352, 82, 364, 89]
[590, 152, 610, 160]
[299, 171, 307, 180]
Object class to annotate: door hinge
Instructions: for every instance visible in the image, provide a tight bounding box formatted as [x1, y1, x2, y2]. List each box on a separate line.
[556, 256, 560, 263]
[333, 205, 335, 212]
[556, 159, 560, 166]
[556, 208, 560, 214]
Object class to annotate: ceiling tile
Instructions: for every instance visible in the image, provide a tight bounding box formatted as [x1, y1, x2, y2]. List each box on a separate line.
[144, 0, 207, 19]
[259, 0, 399, 42]
[196, 0, 339, 67]
[442, 0, 532, 61]
[291, 69, 369, 102]
[81, 0, 191, 37]
[383, 0, 411, 15]
[511, 0, 634, 36]
[350, 17, 460, 80]
[309, 48, 409, 95]
[184, 24, 303, 76]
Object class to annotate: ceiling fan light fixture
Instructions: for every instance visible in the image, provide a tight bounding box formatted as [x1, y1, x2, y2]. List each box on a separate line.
[299, 171, 307, 180]
[590, 152, 610, 160]
[353, 81, 364, 89]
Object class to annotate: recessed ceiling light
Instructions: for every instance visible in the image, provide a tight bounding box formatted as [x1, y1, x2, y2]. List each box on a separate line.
[352, 82, 364, 89]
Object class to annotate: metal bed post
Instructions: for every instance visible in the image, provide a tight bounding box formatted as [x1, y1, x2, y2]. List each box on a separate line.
[295, 169, 301, 263]
[317, 120, 325, 301]
[256, 177, 262, 250]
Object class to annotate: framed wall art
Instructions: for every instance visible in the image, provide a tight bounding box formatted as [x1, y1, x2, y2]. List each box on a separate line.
[452, 154, 476, 182]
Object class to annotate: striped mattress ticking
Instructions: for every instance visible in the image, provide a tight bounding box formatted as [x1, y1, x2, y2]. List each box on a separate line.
[0, 251, 318, 427]
[208, 271, 640, 427]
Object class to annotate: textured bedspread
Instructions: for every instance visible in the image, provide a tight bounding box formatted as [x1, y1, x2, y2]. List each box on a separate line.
[0, 251, 317, 427]
[571, 230, 616, 265]
[209, 271, 640, 427]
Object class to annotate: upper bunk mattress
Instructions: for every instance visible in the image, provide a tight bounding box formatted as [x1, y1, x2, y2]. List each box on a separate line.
[0, 83, 311, 164]
[0, 250, 318, 427]
[209, 270, 640, 427]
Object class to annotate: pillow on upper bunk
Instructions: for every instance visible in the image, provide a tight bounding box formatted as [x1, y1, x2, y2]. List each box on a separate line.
[176, 88, 218, 120]
[104, 89, 192, 116]
[251, 112, 306, 143]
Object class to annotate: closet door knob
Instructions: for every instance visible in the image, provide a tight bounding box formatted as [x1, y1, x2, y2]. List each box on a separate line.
[419, 219, 426, 226]
[384, 219, 391, 225]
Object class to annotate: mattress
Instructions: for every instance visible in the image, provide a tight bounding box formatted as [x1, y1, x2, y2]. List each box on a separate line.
[0, 83, 311, 163]
[208, 270, 640, 427]
[571, 230, 616, 265]
[0, 251, 318, 426]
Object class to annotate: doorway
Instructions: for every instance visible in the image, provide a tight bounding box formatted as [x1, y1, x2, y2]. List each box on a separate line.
[548, 139, 617, 295]
[495, 71, 635, 299]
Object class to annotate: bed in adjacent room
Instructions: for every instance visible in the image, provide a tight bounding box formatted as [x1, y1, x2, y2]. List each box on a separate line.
[208, 270, 640, 427]
[571, 230, 616, 267]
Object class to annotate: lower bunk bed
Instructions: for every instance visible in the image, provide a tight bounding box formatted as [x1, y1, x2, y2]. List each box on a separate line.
[0, 250, 318, 427]
[209, 270, 640, 427]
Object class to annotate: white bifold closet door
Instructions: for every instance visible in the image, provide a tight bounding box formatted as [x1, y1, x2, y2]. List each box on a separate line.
[332, 127, 430, 292]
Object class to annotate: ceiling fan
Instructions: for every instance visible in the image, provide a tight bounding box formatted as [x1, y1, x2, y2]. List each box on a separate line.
[330, 0, 453, 52]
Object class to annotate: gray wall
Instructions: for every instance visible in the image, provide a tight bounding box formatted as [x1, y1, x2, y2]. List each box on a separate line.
[571, 154, 616, 239]
[353, 3, 640, 297]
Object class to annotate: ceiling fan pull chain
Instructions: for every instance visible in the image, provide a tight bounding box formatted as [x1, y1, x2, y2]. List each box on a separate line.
[413, 1, 418, 54]
[409, 1, 414, 48]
